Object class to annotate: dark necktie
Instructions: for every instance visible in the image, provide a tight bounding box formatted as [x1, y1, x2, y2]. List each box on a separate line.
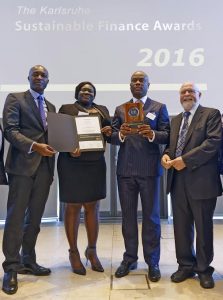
[37, 95, 47, 130]
[175, 111, 191, 157]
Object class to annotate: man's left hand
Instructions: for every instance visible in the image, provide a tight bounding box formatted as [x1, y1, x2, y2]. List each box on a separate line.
[172, 156, 186, 171]
[138, 124, 154, 139]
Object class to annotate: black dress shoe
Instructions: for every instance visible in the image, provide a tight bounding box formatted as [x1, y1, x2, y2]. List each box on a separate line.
[199, 273, 214, 289]
[115, 261, 137, 278]
[148, 265, 161, 282]
[2, 271, 18, 295]
[171, 269, 195, 283]
[198, 267, 215, 289]
[18, 263, 51, 276]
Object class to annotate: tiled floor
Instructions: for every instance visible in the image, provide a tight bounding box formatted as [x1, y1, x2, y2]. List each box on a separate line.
[0, 222, 223, 299]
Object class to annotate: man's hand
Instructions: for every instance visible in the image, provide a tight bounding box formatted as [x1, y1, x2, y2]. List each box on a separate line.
[161, 155, 186, 171]
[70, 148, 81, 157]
[138, 124, 154, 139]
[32, 143, 56, 157]
[101, 126, 112, 137]
[171, 156, 186, 171]
[120, 123, 132, 138]
[161, 154, 173, 169]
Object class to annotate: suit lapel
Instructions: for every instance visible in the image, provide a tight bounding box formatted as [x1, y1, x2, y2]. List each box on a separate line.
[184, 105, 203, 146]
[25, 90, 53, 130]
[45, 99, 55, 113]
[93, 103, 108, 119]
[172, 114, 183, 151]
[25, 91, 44, 128]
[143, 97, 151, 112]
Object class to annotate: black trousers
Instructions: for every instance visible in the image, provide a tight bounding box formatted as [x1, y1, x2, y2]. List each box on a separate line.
[171, 171, 217, 273]
[2, 158, 52, 272]
[117, 175, 161, 266]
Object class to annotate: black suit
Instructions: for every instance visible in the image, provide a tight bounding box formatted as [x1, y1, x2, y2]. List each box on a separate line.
[219, 127, 223, 175]
[0, 124, 7, 185]
[165, 105, 222, 273]
[2, 90, 55, 272]
[111, 97, 170, 266]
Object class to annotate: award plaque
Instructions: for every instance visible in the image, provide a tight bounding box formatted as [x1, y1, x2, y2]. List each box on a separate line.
[124, 102, 144, 133]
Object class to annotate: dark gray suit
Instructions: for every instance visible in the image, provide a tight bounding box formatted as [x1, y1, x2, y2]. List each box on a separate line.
[0, 124, 7, 185]
[219, 127, 223, 175]
[2, 90, 55, 272]
[165, 105, 222, 273]
[111, 97, 170, 266]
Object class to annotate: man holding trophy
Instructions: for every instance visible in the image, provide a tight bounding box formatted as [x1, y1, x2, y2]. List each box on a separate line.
[111, 71, 170, 281]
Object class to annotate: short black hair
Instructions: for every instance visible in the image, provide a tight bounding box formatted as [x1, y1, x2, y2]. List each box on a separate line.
[75, 81, 96, 100]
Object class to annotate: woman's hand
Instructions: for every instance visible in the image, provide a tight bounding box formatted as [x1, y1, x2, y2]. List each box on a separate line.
[101, 126, 112, 137]
[70, 148, 81, 157]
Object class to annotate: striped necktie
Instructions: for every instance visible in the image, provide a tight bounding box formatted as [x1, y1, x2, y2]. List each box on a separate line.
[37, 95, 47, 130]
[175, 111, 191, 157]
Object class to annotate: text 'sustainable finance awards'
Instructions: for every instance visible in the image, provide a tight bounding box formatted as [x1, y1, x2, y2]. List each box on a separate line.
[47, 112, 104, 152]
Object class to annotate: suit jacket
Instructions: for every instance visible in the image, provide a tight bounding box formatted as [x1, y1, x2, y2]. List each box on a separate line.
[219, 128, 223, 175]
[58, 101, 111, 161]
[3, 90, 55, 177]
[0, 124, 7, 184]
[165, 105, 222, 199]
[111, 97, 170, 176]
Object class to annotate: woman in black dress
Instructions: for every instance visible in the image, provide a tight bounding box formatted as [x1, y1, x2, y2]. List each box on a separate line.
[57, 82, 112, 275]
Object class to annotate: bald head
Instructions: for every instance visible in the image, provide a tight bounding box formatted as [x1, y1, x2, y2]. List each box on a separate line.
[130, 71, 150, 99]
[180, 82, 200, 94]
[28, 65, 49, 94]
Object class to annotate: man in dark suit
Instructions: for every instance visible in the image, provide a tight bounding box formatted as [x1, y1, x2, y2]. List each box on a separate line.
[111, 71, 170, 281]
[219, 114, 223, 175]
[162, 82, 222, 289]
[0, 124, 8, 185]
[2, 65, 56, 295]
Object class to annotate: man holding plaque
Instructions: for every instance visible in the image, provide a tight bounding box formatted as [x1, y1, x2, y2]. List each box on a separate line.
[112, 71, 170, 281]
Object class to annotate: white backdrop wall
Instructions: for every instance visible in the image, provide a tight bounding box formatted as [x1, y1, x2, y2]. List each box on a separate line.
[0, 0, 222, 116]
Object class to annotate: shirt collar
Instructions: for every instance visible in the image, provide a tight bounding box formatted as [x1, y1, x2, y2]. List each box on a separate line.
[132, 95, 147, 104]
[183, 101, 199, 118]
[29, 88, 44, 100]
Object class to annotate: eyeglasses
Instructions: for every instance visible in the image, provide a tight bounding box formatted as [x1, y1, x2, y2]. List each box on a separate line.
[180, 89, 199, 95]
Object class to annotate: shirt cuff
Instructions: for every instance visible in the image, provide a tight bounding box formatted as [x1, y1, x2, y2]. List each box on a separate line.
[0, 130, 2, 152]
[29, 142, 36, 154]
[119, 131, 126, 143]
[148, 130, 155, 142]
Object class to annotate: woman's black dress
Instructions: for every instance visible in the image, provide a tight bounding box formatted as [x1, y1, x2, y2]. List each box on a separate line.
[57, 102, 111, 203]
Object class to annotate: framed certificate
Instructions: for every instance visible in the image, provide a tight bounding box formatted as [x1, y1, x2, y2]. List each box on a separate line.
[47, 112, 104, 152]
[75, 115, 104, 151]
